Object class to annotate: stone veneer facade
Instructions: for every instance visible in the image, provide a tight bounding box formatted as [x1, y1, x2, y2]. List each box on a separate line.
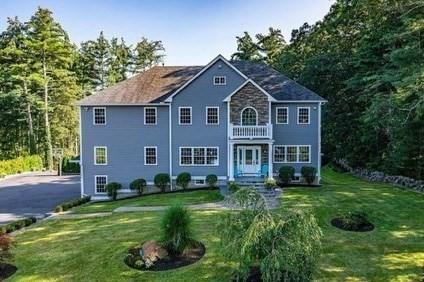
[230, 82, 269, 125]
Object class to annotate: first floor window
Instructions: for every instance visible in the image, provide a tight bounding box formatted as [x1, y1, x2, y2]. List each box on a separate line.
[95, 175, 107, 193]
[206, 107, 219, 124]
[298, 107, 310, 124]
[273, 146, 286, 162]
[144, 107, 157, 125]
[180, 147, 219, 166]
[276, 107, 288, 124]
[179, 107, 192, 125]
[298, 146, 310, 162]
[273, 145, 311, 163]
[144, 147, 157, 165]
[286, 146, 298, 162]
[93, 107, 106, 125]
[94, 146, 107, 165]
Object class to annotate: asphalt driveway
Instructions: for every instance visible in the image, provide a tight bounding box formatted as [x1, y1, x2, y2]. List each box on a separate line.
[0, 172, 80, 224]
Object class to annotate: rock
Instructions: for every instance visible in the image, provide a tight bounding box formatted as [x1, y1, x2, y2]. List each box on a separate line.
[141, 240, 168, 265]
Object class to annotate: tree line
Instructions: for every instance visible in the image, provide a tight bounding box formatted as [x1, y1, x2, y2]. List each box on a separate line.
[232, 0, 424, 179]
[0, 7, 165, 168]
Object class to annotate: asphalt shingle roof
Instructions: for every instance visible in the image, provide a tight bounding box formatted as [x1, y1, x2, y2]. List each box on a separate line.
[77, 59, 324, 105]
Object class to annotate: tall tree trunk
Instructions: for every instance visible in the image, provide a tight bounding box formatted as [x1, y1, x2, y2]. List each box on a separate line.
[23, 81, 36, 155]
[43, 56, 53, 170]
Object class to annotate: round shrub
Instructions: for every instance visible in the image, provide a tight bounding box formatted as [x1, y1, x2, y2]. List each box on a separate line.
[301, 166, 317, 185]
[279, 166, 295, 185]
[264, 177, 277, 190]
[130, 178, 147, 195]
[176, 172, 191, 190]
[106, 182, 122, 200]
[161, 204, 193, 254]
[206, 174, 218, 187]
[154, 173, 170, 193]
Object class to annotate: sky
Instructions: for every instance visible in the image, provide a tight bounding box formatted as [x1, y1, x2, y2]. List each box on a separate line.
[0, 0, 335, 65]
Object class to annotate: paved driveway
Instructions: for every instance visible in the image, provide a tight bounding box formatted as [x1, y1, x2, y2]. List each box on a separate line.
[0, 172, 80, 224]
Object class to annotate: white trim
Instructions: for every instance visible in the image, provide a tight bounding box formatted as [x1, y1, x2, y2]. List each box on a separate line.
[272, 100, 327, 103]
[169, 104, 173, 190]
[318, 102, 322, 181]
[179, 146, 219, 166]
[206, 106, 219, 125]
[276, 107, 289, 124]
[223, 79, 277, 102]
[178, 106, 192, 125]
[236, 145, 262, 175]
[144, 107, 157, 125]
[93, 107, 106, 125]
[273, 145, 311, 163]
[144, 146, 158, 165]
[240, 106, 258, 126]
[94, 175, 108, 195]
[79, 108, 84, 197]
[165, 55, 248, 102]
[227, 101, 231, 178]
[213, 76, 227, 86]
[297, 107, 310, 125]
[94, 146, 108, 165]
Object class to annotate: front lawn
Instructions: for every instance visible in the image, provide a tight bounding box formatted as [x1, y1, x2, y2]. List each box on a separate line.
[8, 169, 424, 281]
[72, 189, 224, 214]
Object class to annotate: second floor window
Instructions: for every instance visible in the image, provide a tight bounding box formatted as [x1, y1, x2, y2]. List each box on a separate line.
[144, 107, 157, 125]
[93, 107, 106, 125]
[298, 107, 310, 124]
[179, 107, 192, 125]
[276, 107, 288, 124]
[94, 146, 107, 165]
[241, 107, 257, 126]
[206, 107, 219, 125]
[213, 76, 226, 85]
[144, 146, 157, 165]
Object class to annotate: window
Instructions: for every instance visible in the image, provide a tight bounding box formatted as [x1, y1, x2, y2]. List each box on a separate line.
[194, 179, 205, 185]
[206, 107, 219, 125]
[298, 107, 310, 124]
[94, 146, 107, 165]
[144, 147, 157, 165]
[213, 76, 226, 85]
[95, 175, 108, 194]
[273, 145, 311, 163]
[292, 175, 301, 182]
[241, 107, 257, 126]
[144, 107, 157, 125]
[179, 107, 192, 125]
[179, 147, 219, 166]
[276, 107, 288, 124]
[93, 107, 106, 125]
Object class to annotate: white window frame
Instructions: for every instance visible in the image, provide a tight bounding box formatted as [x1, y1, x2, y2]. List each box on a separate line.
[297, 107, 310, 125]
[206, 106, 219, 125]
[273, 145, 311, 163]
[179, 146, 219, 166]
[94, 146, 108, 165]
[93, 107, 106, 125]
[213, 76, 226, 85]
[179, 107, 192, 125]
[144, 107, 157, 125]
[194, 179, 206, 186]
[240, 106, 258, 126]
[276, 107, 289, 124]
[144, 146, 158, 165]
[94, 175, 108, 194]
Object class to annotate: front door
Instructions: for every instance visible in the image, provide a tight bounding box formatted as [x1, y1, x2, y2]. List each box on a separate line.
[237, 146, 261, 175]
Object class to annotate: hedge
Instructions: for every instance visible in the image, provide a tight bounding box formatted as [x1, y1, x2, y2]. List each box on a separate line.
[62, 157, 80, 173]
[0, 155, 43, 177]
[54, 196, 91, 213]
[0, 217, 37, 235]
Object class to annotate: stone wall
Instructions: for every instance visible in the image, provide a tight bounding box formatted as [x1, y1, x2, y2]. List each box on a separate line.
[230, 82, 269, 125]
[334, 159, 424, 192]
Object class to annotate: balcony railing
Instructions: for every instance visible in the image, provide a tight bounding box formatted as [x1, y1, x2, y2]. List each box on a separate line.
[229, 124, 273, 139]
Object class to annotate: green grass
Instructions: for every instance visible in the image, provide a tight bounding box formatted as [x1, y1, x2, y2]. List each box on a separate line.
[9, 169, 424, 281]
[72, 189, 224, 214]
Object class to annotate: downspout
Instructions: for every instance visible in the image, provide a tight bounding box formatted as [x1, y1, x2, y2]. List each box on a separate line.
[79, 107, 84, 197]
[169, 104, 173, 190]
[318, 102, 322, 183]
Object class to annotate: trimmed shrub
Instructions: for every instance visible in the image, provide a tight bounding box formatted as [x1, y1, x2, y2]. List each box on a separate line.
[161, 203, 193, 254]
[176, 172, 191, 190]
[154, 173, 170, 193]
[130, 178, 147, 195]
[0, 217, 37, 235]
[106, 182, 122, 200]
[54, 196, 91, 212]
[301, 166, 317, 185]
[0, 234, 14, 264]
[0, 155, 43, 176]
[61, 157, 80, 173]
[279, 166, 295, 185]
[264, 177, 277, 190]
[206, 174, 218, 187]
[228, 181, 241, 193]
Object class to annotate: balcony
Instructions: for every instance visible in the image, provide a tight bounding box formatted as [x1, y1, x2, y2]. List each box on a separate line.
[229, 123, 273, 139]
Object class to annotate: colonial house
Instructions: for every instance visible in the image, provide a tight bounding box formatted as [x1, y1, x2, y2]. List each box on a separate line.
[77, 55, 326, 199]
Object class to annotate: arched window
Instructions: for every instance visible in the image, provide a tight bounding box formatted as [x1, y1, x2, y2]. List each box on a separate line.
[241, 107, 258, 126]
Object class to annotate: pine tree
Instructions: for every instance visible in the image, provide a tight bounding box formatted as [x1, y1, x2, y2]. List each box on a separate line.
[92, 31, 110, 90]
[256, 27, 286, 66]
[231, 32, 262, 61]
[108, 37, 131, 85]
[133, 37, 164, 74]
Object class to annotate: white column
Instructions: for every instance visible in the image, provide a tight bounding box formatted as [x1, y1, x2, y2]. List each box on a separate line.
[229, 142, 235, 181]
[268, 143, 273, 179]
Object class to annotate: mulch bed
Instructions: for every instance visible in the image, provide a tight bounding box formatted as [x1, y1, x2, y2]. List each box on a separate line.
[125, 241, 205, 271]
[331, 217, 375, 232]
[0, 263, 17, 281]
